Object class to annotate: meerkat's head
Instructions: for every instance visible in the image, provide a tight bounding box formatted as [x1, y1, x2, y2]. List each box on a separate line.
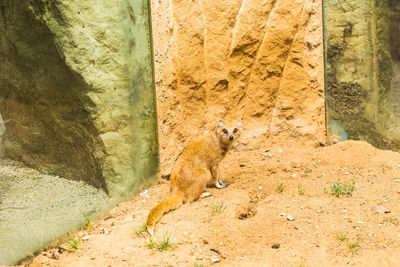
[215, 118, 242, 145]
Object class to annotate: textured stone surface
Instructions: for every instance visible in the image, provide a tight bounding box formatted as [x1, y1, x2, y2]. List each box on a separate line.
[324, 0, 399, 150]
[0, 0, 159, 199]
[152, 0, 325, 174]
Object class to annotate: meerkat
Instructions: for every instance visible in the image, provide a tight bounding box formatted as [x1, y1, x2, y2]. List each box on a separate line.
[145, 118, 242, 236]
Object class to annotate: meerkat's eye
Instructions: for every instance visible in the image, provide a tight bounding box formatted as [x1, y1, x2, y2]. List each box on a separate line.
[233, 128, 238, 133]
[222, 128, 228, 134]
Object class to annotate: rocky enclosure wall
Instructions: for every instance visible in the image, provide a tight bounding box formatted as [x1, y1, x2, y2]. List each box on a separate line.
[0, 0, 159, 199]
[324, 0, 400, 150]
[151, 0, 325, 174]
[0, 0, 325, 193]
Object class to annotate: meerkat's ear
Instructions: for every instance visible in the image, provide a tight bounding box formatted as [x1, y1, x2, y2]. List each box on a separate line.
[237, 118, 242, 128]
[216, 118, 224, 128]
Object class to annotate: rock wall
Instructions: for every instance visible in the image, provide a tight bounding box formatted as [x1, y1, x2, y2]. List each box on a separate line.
[151, 0, 325, 174]
[0, 0, 159, 199]
[0, 114, 4, 156]
[0, 0, 325, 195]
[324, 0, 400, 150]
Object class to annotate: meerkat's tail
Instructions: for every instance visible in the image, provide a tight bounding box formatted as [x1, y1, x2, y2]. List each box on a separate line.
[146, 191, 184, 236]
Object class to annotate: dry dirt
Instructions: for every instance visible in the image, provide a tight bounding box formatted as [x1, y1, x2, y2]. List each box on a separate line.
[29, 140, 400, 267]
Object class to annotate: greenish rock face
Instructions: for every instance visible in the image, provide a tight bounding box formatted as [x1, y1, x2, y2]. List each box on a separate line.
[324, 0, 400, 149]
[0, 1, 158, 263]
[0, 0, 159, 199]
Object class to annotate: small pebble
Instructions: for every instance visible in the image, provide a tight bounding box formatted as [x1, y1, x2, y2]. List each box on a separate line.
[271, 244, 280, 249]
[210, 257, 221, 263]
[287, 215, 295, 221]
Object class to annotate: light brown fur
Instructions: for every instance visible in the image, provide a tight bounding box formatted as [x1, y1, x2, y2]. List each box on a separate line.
[146, 118, 242, 236]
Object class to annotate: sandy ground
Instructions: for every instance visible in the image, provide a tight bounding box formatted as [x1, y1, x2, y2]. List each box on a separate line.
[28, 140, 400, 267]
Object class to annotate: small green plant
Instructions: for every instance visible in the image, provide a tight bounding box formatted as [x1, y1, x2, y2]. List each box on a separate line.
[331, 181, 355, 197]
[194, 260, 207, 267]
[83, 218, 91, 231]
[145, 233, 176, 251]
[157, 233, 175, 251]
[66, 232, 80, 250]
[145, 238, 156, 249]
[210, 202, 226, 215]
[135, 223, 147, 237]
[384, 217, 399, 224]
[323, 187, 328, 193]
[336, 234, 347, 242]
[276, 183, 284, 193]
[298, 184, 305, 195]
[304, 167, 311, 174]
[347, 235, 363, 254]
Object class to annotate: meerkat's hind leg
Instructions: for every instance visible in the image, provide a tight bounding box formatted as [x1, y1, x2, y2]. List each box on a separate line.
[200, 191, 212, 199]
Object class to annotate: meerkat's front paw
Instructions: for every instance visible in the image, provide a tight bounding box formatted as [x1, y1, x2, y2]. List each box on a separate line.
[215, 182, 229, 189]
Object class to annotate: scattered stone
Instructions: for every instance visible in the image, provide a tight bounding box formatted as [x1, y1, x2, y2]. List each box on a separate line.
[280, 212, 286, 216]
[375, 206, 390, 214]
[82, 235, 91, 241]
[139, 190, 150, 198]
[210, 256, 221, 264]
[99, 227, 110, 235]
[291, 173, 297, 177]
[271, 244, 280, 249]
[287, 215, 295, 221]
